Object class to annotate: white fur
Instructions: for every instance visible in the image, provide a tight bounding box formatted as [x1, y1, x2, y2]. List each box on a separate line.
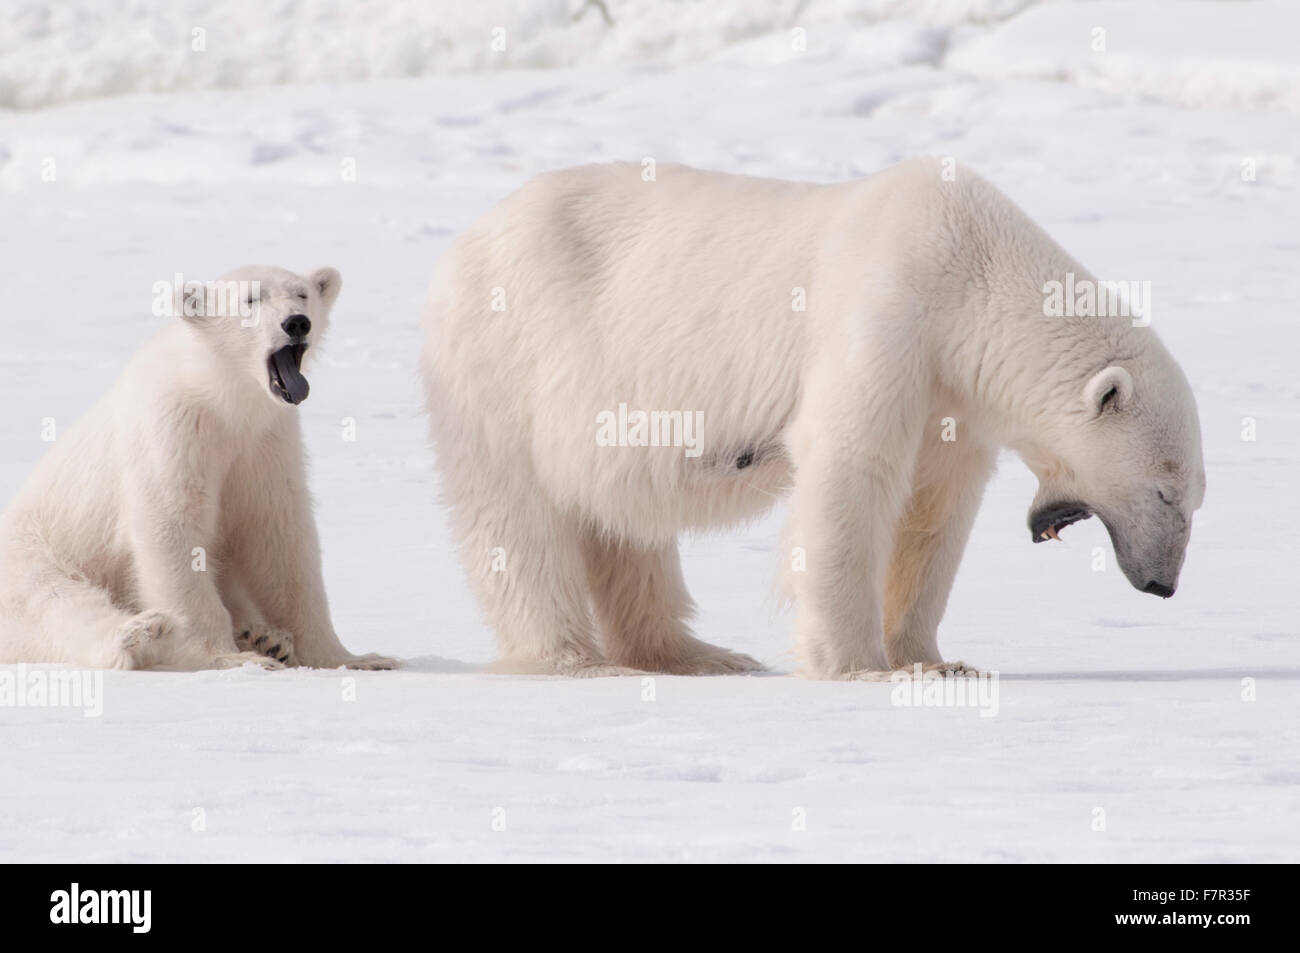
[0, 265, 396, 671]
[421, 158, 1206, 679]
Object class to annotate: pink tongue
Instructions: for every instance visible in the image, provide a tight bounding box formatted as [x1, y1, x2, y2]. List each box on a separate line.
[272, 344, 309, 404]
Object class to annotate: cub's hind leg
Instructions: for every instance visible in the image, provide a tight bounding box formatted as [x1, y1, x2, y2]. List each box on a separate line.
[2, 562, 172, 669]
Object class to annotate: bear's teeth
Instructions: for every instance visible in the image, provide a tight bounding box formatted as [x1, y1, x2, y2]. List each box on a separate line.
[1042, 525, 1061, 541]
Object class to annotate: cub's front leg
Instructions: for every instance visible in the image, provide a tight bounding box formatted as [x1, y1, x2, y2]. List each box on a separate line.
[123, 438, 265, 670]
[222, 579, 297, 666]
[223, 426, 398, 670]
[233, 623, 297, 666]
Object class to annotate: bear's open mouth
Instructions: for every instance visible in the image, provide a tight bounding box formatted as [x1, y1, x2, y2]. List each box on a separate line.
[1029, 501, 1093, 542]
[268, 342, 309, 405]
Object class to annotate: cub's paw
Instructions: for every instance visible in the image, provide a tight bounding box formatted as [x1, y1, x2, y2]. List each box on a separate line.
[301, 651, 399, 671]
[211, 650, 286, 671]
[234, 624, 297, 666]
[341, 653, 400, 671]
[108, 610, 176, 670]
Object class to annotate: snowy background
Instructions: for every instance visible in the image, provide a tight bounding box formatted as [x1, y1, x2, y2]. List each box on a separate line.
[0, 0, 1296, 862]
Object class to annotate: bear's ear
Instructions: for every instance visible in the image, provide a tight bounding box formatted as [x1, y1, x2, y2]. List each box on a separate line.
[1083, 365, 1133, 417]
[174, 281, 207, 322]
[309, 267, 342, 309]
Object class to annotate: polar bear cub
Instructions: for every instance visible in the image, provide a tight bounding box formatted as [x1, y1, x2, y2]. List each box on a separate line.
[421, 159, 1205, 679]
[0, 265, 396, 671]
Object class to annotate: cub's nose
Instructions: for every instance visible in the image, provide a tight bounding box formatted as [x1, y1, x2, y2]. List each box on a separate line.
[281, 315, 311, 339]
[1142, 580, 1176, 598]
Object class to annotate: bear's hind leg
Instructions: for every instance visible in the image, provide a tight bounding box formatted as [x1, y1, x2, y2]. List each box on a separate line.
[583, 535, 764, 675]
[449, 477, 630, 677]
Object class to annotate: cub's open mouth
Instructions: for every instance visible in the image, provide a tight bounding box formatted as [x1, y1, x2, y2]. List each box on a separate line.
[1029, 502, 1093, 542]
[268, 342, 309, 405]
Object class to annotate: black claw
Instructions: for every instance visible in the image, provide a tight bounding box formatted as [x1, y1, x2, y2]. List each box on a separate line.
[267, 643, 281, 656]
[254, 635, 268, 648]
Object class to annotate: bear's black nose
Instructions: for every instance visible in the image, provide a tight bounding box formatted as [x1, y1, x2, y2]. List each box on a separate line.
[281, 315, 311, 339]
[1142, 581, 1175, 598]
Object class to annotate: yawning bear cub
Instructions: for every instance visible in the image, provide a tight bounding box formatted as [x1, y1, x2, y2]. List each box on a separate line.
[0, 265, 396, 671]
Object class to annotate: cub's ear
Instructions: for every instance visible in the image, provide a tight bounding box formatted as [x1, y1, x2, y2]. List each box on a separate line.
[1084, 365, 1133, 416]
[309, 267, 342, 309]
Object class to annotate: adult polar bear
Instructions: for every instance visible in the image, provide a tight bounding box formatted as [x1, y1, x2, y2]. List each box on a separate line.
[422, 158, 1205, 679]
[0, 265, 395, 671]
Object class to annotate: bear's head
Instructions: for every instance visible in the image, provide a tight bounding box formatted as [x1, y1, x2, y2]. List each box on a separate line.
[177, 265, 340, 407]
[1025, 358, 1206, 598]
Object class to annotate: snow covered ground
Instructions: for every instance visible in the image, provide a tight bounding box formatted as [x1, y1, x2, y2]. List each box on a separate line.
[0, 0, 1297, 862]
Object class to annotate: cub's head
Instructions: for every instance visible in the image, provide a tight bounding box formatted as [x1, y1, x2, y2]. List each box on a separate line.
[177, 265, 341, 407]
[1026, 359, 1206, 598]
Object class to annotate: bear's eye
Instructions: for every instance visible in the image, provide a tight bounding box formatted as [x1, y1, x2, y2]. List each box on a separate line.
[245, 293, 257, 305]
[295, 291, 308, 301]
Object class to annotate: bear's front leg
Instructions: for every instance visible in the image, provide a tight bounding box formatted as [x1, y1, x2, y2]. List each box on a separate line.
[788, 478, 898, 679]
[786, 359, 923, 680]
[882, 435, 997, 673]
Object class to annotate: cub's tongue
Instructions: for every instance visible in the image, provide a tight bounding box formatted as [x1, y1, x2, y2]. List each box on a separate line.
[271, 343, 309, 404]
